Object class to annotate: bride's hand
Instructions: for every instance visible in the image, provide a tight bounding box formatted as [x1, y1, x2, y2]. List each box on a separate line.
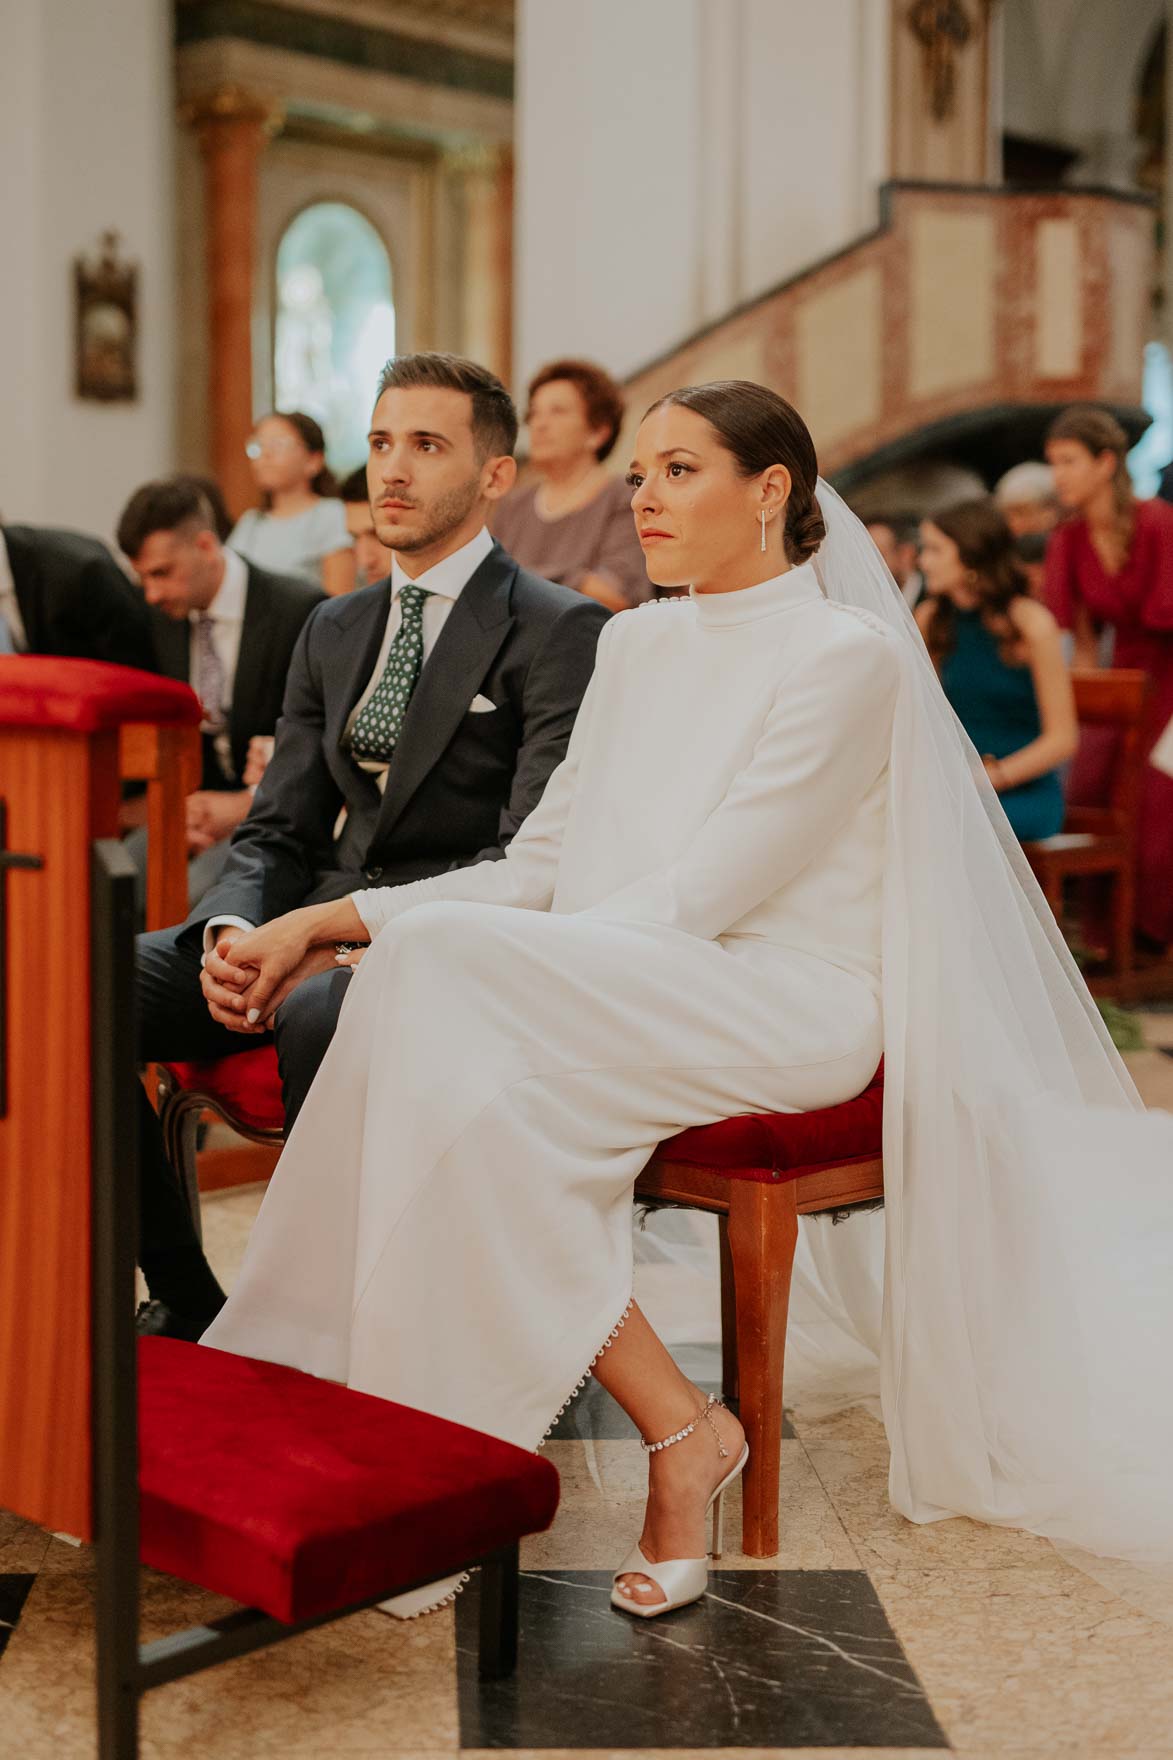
[224, 910, 318, 1025]
[254, 945, 350, 1026]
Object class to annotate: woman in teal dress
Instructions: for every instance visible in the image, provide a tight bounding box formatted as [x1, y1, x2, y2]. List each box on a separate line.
[916, 499, 1077, 842]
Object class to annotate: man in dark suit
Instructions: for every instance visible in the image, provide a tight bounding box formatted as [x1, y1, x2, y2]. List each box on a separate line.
[0, 519, 156, 666]
[135, 354, 608, 1337]
[116, 476, 324, 904]
[865, 513, 925, 611]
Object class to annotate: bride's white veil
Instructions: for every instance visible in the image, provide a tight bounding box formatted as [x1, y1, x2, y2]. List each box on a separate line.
[809, 478, 1173, 1582]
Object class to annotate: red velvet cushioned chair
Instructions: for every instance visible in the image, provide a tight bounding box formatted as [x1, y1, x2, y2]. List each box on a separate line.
[157, 1049, 285, 1239]
[162, 1050, 885, 1559]
[636, 1064, 885, 1558]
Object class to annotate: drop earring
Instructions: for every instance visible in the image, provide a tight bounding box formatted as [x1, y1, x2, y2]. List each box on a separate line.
[760, 509, 767, 553]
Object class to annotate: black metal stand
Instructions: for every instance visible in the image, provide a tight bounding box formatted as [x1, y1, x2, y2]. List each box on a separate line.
[91, 840, 142, 1760]
[478, 1543, 520, 1680]
[87, 842, 522, 1760]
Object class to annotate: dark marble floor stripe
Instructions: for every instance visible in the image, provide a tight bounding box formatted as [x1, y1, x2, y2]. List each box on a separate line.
[456, 1568, 947, 1750]
[0, 1573, 36, 1661]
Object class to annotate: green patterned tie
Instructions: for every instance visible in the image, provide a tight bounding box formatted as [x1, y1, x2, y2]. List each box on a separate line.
[350, 582, 432, 764]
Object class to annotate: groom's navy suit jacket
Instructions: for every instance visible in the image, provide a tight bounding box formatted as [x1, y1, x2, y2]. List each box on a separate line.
[182, 541, 608, 941]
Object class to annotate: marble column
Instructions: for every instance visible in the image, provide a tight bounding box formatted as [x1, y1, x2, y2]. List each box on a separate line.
[889, 0, 998, 184]
[183, 86, 281, 517]
[456, 144, 514, 388]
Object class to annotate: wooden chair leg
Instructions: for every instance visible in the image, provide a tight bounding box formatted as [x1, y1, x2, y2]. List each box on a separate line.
[717, 1212, 739, 1405]
[726, 1181, 798, 1558]
[159, 1092, 204, 1242]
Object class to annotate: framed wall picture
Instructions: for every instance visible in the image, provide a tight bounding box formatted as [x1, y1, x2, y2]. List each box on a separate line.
[74, 230, 138, 402]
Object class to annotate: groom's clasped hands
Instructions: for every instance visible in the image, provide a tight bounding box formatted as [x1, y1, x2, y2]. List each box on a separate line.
[199, 913, 368, 1035]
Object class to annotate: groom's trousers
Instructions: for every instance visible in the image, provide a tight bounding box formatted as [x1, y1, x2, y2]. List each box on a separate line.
[136, 925, 352, 1311]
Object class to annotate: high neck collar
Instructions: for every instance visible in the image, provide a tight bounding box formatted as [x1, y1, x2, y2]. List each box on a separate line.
[689, 562, 822, 628]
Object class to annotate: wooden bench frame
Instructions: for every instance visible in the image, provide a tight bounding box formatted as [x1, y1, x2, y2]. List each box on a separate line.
[635, 1150, 883, 1558]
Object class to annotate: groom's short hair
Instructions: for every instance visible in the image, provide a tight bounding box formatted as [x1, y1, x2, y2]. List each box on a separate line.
[374, 352, 518, 461]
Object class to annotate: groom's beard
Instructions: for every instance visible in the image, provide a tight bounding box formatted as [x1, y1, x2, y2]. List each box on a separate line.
[377, 475, 482, 555]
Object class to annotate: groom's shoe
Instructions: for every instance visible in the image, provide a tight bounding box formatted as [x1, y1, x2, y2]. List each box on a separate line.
[135, 1299, 210, 1343]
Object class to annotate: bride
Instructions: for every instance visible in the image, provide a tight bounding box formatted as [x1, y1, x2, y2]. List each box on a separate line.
[206, 380, 1173, 1622]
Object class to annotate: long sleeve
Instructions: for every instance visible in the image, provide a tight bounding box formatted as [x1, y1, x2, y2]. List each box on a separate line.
[352, 616, 614, 935]
[1135, 500, 1173, 632]
[581, 620, 900, 942]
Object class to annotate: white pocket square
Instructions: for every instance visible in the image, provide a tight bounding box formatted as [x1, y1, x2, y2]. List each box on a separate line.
[469, 694, 498, 713]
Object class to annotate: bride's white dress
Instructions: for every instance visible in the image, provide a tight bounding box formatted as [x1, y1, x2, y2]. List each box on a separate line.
[205, 566, 895, 1447]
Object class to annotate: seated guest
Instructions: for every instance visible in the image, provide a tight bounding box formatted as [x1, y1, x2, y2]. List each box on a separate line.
[117, 476, 324, 906]
[994, 460, 1059, 539]
[1014, 529, 1049, 601]
[493, 357, 652, 610]
[182, 471, 234, 542]
[228, 411, 356, 596]
[0, 516, 155, 666]
[340, 465, 394, 586]
[134, 351, 608, 1338]
[243, 466, 396, 798]
[917, 499, 1077, 842]
[865, 512, 923, 608]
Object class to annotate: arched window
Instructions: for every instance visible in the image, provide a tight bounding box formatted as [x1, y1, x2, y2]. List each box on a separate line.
[274, 202, 396, 473]
[1129, 340, 1173, 498]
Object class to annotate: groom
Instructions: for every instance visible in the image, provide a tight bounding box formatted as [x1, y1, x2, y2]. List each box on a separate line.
[136, 352, 609, 1338]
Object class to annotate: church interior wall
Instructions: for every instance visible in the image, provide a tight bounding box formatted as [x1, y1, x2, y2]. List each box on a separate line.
[513, 0, 889, 394]
[0, 0, 176, 537]
[1002, 0, 1165, 185]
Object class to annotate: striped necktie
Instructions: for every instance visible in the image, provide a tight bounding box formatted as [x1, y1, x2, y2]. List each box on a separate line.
[192, 612, 233, 779]
[350, 583, 432, 764]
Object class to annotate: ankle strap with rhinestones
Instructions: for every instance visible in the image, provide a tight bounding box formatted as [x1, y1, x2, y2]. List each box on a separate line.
[640, 1393, 729, 1457]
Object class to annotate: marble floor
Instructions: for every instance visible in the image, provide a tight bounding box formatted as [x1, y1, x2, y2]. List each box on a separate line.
[2, 1034, 1172, 1758]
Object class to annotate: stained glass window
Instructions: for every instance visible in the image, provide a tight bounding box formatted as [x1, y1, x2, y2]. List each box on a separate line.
[274, 202, 396, 473]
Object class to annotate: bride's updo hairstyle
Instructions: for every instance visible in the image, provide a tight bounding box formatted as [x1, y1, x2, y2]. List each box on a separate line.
[647, 380, 827, 564]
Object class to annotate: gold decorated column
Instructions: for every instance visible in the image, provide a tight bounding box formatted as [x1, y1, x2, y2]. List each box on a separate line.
[183, 87, 282, 517]
[890, 0, 998, 184]
[456, 144, 514, 387]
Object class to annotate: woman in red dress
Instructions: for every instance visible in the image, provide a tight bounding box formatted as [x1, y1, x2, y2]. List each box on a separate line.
[1044, 404, 1173, 949]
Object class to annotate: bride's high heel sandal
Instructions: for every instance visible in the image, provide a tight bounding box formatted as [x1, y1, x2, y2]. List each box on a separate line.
[611, 1394, 749, 1619]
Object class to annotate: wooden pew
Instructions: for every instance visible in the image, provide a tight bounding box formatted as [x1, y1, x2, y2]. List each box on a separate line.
[119, 721, 202, 933]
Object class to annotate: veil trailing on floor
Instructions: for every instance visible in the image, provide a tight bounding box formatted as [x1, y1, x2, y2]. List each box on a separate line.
[806, 479, 1173, 1584]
